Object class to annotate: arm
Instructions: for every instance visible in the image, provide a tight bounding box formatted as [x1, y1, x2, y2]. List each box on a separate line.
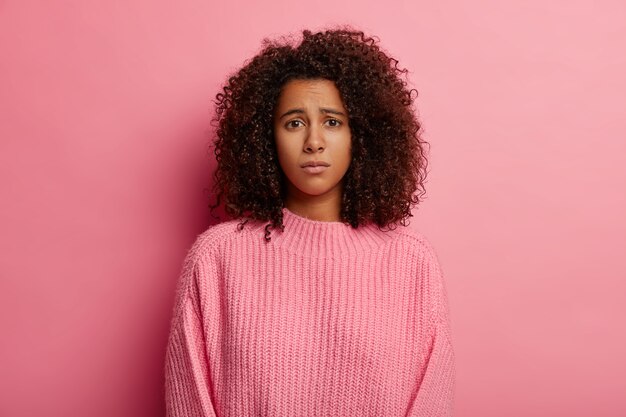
[406, 246, 456, 417]
[164, 252, 217, 417]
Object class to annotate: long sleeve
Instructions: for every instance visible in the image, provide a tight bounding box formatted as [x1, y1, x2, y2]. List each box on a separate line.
[164, 251, 217, 417]
[406, 245, 456, 417]
[162, 210, 456, 416]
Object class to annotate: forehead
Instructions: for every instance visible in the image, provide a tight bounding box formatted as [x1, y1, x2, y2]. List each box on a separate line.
[276, 79, 346, 109]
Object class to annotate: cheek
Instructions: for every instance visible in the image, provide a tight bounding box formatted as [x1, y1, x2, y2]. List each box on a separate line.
[339, 138, 352, 168]
[274, 138, 298, 171]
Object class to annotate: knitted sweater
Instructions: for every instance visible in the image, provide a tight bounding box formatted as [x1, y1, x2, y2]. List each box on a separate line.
[164, 207, 455, 417]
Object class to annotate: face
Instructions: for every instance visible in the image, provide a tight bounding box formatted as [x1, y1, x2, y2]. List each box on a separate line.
[273, 78, 352, 204]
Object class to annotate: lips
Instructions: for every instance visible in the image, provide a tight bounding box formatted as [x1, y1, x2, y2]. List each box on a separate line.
[301, 160, 330, 174]
[301, 161, 330, 168]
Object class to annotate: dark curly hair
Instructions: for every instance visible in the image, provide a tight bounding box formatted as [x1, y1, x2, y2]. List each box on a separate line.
[208, 26, 430, 241]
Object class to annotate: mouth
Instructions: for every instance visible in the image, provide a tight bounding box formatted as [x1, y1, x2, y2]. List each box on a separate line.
[300, 161, 330, 174]
[301, 165, 329, 174]
[300, 161, 330, 168]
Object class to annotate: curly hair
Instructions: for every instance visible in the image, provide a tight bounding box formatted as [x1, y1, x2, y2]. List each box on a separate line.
[208, 26, 430, 241]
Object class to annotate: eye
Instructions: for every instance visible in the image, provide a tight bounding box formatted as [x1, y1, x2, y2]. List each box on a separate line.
[326, 119, 342, 127]
[286, 120, 304, 129]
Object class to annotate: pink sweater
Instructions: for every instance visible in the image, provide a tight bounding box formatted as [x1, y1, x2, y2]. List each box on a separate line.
[164, 207, 455, 416]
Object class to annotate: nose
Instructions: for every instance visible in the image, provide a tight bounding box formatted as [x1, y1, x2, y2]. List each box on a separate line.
[304, 124, 325, 153]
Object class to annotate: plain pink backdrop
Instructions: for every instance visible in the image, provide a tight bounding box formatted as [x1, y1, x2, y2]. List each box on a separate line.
[1, 1, 625, 416]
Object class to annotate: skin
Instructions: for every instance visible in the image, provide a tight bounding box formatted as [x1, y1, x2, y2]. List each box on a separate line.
[273, 78, 352, 222]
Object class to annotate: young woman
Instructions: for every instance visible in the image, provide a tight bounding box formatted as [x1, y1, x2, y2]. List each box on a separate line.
[164, 27, 455, 417]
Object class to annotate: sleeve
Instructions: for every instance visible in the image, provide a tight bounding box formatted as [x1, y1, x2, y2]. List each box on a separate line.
[406, 245, 456, 417]
[164, 248, 218, 417]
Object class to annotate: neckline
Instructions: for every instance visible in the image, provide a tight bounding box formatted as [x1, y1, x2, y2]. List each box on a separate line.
[282, 206, 350, 227]
[256, 206, 394, 258]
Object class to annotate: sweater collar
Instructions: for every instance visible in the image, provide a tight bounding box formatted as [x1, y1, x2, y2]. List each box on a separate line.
[260, 206, 395, 258]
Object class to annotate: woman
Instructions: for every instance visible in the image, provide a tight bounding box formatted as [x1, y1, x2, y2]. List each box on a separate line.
[164, 27, 455, 417]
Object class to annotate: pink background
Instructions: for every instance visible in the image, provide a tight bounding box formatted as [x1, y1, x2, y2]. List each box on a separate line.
[1, 1, 625, 416]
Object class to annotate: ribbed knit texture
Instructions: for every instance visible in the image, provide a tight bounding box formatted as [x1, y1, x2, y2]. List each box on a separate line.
[164, 207, 455, 417]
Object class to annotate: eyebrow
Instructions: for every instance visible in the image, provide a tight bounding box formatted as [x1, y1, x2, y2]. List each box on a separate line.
[278, 108, 346, 120]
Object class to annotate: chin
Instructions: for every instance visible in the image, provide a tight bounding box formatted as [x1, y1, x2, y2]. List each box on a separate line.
[286, 175, 344, 198]
[298, 187, 334, 196]
[291, 182, 339, 197]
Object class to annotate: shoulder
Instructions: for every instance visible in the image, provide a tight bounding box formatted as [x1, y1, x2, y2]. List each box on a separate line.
[388, 226, 446, 293]
[174, 217, 254, 299]
[390, 225, 441, 263]
[183, 217, 257, 266]
[392, 227, 450, 321]
[170, 218, 251, 316]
